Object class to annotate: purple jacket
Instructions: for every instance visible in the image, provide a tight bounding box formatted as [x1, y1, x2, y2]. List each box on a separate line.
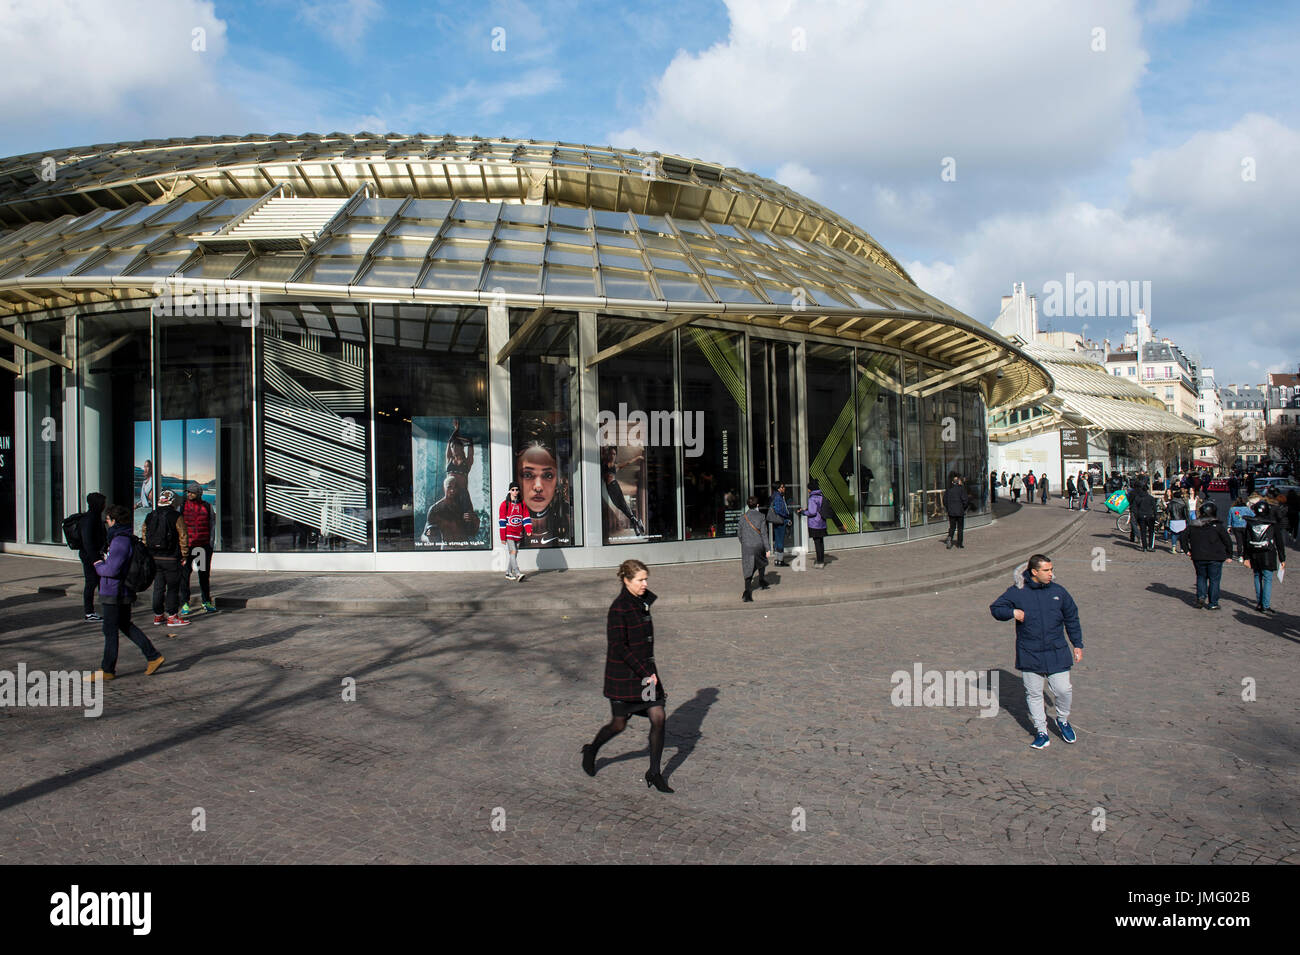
[95, 523, 133, 602]
[804, 490, 827, 530]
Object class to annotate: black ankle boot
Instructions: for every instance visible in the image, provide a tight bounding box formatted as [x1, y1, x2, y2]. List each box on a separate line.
[581, 744, 596, 777]
[645, 770, 674, 793]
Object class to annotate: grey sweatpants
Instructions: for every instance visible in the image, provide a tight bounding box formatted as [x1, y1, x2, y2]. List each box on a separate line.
[1022, 670, 1072, 735]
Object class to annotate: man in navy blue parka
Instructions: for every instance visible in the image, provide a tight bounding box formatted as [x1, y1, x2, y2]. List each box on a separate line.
[990, 554, 1084, 749]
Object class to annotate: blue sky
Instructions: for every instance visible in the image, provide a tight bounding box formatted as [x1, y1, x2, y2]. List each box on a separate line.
[1, 0, 1297, 385]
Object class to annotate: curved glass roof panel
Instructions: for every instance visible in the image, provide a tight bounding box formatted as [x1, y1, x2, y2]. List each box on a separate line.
[542, 265, 597, 296]
[355, 260, 424, 287]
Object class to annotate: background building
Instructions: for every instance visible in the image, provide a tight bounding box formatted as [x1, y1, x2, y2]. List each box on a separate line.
[0, 134, 1049, 571]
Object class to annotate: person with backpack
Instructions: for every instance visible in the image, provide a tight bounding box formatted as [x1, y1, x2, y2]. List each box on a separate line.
[1186, 501, 1233, 610]
[143, 490, 190, 628]
[797, 478, 829, 568]
[87, 504, 165, 682]
[1245, 499, 1286, 614]
[180, 482, 217, 615]
[1024, 471, 1037, 503]
[497, 481, 532, 582]
[75, 492, 108, 622]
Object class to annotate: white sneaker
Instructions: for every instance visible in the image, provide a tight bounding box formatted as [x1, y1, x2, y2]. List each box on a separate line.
[516, 573, 526, 583]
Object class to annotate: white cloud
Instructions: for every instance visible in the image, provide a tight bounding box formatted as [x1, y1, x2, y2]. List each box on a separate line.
[611, 0, 1148, 175]
[298, 0, 383, 53]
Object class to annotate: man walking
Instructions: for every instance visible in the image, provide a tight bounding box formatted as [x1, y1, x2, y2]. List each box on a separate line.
[1039, 474, 1049, 504]
[1245, 499, 1286, 614]
[1025, 471, 1037, 503]
[87, 504, 165, 682]
[1130, 480, 1158, 551]
[1066, 475, 1076, 510]
[77, 492, 107, 622]
[944, 473, 968, 549]
[1185, 501, 1233, 610]
[180, 483, 217, 614]
[990, 554, 1084, 749]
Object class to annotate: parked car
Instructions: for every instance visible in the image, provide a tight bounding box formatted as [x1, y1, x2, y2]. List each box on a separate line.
[1254, 477, 1293, 493]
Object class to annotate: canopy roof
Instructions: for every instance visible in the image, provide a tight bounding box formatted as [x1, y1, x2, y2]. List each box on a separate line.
[0, 134, 1052, 408]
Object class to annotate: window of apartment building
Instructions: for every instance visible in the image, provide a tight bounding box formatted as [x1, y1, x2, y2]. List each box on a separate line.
[1164, 365, 1172, 377]
[1164, 387, 1174, 400]
[1126, 367, 1134, 375]
[1144, 367, 1154, 379]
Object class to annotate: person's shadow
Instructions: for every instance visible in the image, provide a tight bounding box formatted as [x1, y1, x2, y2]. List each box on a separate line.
[597, 687, 720, 781]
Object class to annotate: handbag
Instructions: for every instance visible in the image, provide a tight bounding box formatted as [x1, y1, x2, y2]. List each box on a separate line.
[765, 506, 785, 525]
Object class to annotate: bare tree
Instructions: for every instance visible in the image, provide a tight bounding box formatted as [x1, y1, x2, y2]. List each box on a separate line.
[1212, 418, 1251, 470]
[1265, 422, 1300, 477]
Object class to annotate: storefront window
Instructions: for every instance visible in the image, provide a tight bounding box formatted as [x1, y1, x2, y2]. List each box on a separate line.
[259, 303, 372, 552]
[922, 368, 962, 526]
[373, 304, 489, 551]
[26, 320, 66, 543]
[158, 313, 255, 550]
[509, 310, 578, 547]
[805, 342, 856, 534]
[962, 385, 988, 514]
[0, 338, 16, 542]
[79, 311, 151, 534]
[597, 317, 679, 544]
[904, 359, 924, 526]
[681, 327, 744, 539]
[855, 350, 903, 530]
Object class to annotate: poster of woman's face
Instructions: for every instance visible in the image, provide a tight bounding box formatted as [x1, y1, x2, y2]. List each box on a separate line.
[513, 414, 572, 547]
[413, 416, 489, 549]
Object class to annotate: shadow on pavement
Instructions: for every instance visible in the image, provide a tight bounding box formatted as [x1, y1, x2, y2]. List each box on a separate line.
[593, 686, 721, 783]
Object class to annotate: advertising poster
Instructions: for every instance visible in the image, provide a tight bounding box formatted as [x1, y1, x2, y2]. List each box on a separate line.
[138, 418, 220, 544]
[600, 416, 658, 544]
[413, 416, 489, 549]
[133, 421, 153, 535]
[513, 412, 574, 547]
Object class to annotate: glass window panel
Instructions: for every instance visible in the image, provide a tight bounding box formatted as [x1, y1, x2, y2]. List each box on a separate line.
[495, 224, 545, 243]
[319, 236, 374, 255]
[375, 236, 431, 258]
[238, 254, 306, 282]
[259, 303, 372, 553]
[354, 198, 408, 218]
[451, 200, 500, 222]
[854, 350, 903, 531]
[501, 204, 549, 224]
[373, 304, 489, 551]
[904, 360, 924, 526]
[390, 219, 443, 237]
[639, 232, 683, 251]
[593, 210, 631, 231]
[158, 313, 254, 552]
[597, 245, 642, 267]
[0, 338, 14, 541]
[355, 259, 424, 287]
[962, 386, 988, 515]
[420, 261, 482, 290]
[128, 253, 192, 277]
[26, 320, 67, 543]
[543, 266, 597, 296]
[653, 272, 713, 302]
[545, 246, 594, 267]
[548, 207, 590, 229]
[481, 263, 540, 293]
[597, 318, 679, 543]
[601, 269, 656, 300]
[294, 256, 364, 285]
[681, 327, 744, 539]
[509, 311, 580, 548]
[709, 280, 765, 304]
[430, 239, 487, 261]
[182, 254, 247, 279]
[442, 222, 494, 240]
[805, 343, 857, 534]
[490, 243, 543, 265]
[400, 199, 452, 220]
[547, 225, 592, 245]
[647, 251, 689, 271]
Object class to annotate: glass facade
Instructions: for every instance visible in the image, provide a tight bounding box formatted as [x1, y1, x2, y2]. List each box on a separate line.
[509, 310, 579, 547]
[597, 318, 679, 544]
[0, 338, 14, 542]
[4, 307, 994, 558]
[374, 304, 490, 551]
[26, 320, 66, 544]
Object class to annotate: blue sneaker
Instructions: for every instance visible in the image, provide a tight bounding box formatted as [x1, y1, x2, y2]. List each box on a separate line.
[1030, 732, 1050, 750]
[1057, 719, 1077, 743]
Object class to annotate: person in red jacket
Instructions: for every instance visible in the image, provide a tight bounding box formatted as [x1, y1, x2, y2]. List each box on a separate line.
[581, 559, 673, 792]
[180, 482, 217, 614]
[497, 482, 532, 581]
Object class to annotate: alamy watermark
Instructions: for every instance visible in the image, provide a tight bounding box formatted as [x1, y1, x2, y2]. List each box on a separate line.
[1041, 273, 1151, 319]
[150, 280, 259, 323]
[596, 403, 704, 458]
[0, 664, 103, 717]
[890, 663, 999, 718]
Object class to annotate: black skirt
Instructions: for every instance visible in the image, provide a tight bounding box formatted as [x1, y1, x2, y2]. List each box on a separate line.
[609, 689, 666, 719]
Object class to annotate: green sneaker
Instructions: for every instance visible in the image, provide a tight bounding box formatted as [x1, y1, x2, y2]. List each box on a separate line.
[180, 603, 194, 616]
[202, 601, 218, 613]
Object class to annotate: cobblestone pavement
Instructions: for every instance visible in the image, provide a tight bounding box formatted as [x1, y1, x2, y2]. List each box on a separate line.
[0, 507, 1296, 864]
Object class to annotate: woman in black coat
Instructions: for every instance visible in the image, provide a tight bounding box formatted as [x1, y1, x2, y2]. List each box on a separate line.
[581, 559, 673, 792]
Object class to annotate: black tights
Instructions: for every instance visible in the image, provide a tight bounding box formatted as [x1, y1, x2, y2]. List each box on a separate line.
[590, 706, 666, 775]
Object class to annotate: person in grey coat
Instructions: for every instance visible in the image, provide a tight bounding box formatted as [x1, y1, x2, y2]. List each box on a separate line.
[738, 496, 771, 602]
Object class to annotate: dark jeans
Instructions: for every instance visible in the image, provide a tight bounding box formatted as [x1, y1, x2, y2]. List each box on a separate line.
[1194, 559, 1224, 605]
[1137, 516, 1156, 550]
[152, 557, 182, 617]
[773, 524, 787, 554]
[1233, 528, 1248, 560]
[946, 515, 964, 546]
[80, 554, 98, 615]
[181, 544, 213, 605]
[100, 601, 162, 675]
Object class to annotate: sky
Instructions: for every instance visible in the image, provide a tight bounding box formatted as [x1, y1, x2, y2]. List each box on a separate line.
[1, 0, 1296, 386]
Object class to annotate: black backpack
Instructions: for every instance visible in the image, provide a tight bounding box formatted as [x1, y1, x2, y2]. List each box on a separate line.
[1247, 518, 1275, 553]
[144, 508, 179, 556]
[122, 536, 156, 597]
[62, 512, 84, 551]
